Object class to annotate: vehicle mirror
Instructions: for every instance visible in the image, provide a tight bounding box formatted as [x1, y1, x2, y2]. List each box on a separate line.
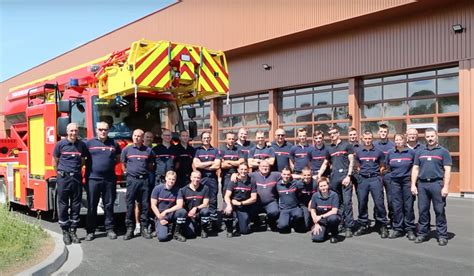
[57, 117, 71, 137]
[186, 107, 196, 119]
[188, 121, 198, 139]
[58, 100, 71, 113]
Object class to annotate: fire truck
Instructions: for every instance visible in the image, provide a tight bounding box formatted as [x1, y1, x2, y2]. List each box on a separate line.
[0, 39, 229, 216]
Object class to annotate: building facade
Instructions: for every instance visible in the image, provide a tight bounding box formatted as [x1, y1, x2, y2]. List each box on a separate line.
[1, 0, 473, 194]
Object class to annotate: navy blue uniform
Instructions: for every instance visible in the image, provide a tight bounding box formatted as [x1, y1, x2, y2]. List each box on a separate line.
[235, 140, 255, 161]
[177, 184, 210, 238]
[223, 177, 257, 234]
[54, 139, 88, 231]
[174, 143, 195, 188]
[121, 145, 153, 229]
[152, 144, 176, 183]
[387, 147, 416, 233]
[271, 141, 293, 172]
[408, 142, 426, 156]
[354, 146, 388, 227]
[374, 139, 395, 222]
[276, 180, 304, 231]
[251, 171, 281, 225]
[220, 145, 244, 194]
[290, 144, 312, 173]
[85, 138, 121, 233]
[249, 145, 275, 170]
[414, 145, 452, 240]
[194, 146, 221, 220]
[310, 191, 341, 242]
[327, 140, 355, 230]
[296, 179, 318, 230]
[309, 144, 330, 175]
[151, 184, 187, 241]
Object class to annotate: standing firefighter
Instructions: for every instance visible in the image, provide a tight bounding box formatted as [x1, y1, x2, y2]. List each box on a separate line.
[53, 123, 89, 245]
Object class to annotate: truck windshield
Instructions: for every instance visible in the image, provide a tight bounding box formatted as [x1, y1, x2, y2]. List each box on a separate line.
[91, 96, 170, 139]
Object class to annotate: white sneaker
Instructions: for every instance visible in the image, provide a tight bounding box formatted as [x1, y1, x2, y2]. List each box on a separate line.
[133, 224, 141, 235]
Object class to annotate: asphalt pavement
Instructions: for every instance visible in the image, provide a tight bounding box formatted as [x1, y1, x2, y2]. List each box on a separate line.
[17, 196, 474, 276]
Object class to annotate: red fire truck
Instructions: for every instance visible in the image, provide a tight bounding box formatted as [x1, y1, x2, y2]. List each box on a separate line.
[0, 39, 229, 216]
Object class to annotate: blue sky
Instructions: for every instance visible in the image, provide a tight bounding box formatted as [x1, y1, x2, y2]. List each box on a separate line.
[0, 0, 174, 82]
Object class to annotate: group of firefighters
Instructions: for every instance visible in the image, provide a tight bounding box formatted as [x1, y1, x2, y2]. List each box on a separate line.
[53, 121, 451, 246]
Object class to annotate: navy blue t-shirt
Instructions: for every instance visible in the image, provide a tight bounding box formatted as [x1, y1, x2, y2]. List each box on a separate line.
[194, 146, 221, 177]
[235, 140, 255, 161]
[374, 140, 395, 157]
[151, 183, 180, 212]
[226, 177, 256, 201]
[327, 140, 354, 174]
[290, 144, 312, 173]
[249, 145, 275, 169]
[414, 145, 452, 180]
[152, 144, 177, 177]
[296, 179, 317, 206]
[271, 141, 293, 172]
[250, 171, 281, 205]
[174, 143, 195, 176]
[387, 147, 415, 178]
[408, 142, 426, 156]
[86, 138, 121, 178]
[309, 144, 330, 174]
[276, 179, 301, 210]
[220, 145, 244, 178]
[53, 138, 88, 173]
[121, 145, 153, 177]
[354, 146, 385, 176]
[177, 184, 209, 211]
[310, 190, 340, 215]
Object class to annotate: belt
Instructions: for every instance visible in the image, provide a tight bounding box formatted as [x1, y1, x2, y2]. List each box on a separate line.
[128, 174, 148, 179]
[359, 173, 380, 178]
[58, 171, 79, 177]
[419, 178, 442, 183]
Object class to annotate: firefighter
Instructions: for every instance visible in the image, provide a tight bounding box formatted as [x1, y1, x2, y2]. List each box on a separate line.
[271, 128, 293, 172]
[223, 163, 257, 237]
[309, 130, 330, 178]
[310, 177, 341, 243]
[152, 129, 177, 184]
[276, 168, 305, 233]
[353, 131, 389, 239]
[411, 128, 452, 246]
[174, 130, 195, 188]
[235, 127, 255, 161]
[220, 132, 244, 195]
[289, 128, 312, 175]
[53, 122, 89, 245]
[85, 121, 121, 241]
[193, 131, 221, 230]
[296, 167, 318, 231]
[248, 130, 275, 170]
[176, 171, 211, 239]
[150, 171, 187, 242]
[121, 129, 154, 240]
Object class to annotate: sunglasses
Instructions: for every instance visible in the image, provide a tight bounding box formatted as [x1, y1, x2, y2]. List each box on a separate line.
[98, 128, 109, 132]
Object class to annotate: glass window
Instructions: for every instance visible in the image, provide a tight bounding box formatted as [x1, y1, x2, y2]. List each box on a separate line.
[259, 99, 269, 112]
[451, 156, 459, 172]
[333, 83, 349, 88]
[360, 121, 380, 133]
[437, 67, 458, 75]
[314, 92, 331, 106]
[384, 101, 406, 117]
[409, 99, 436, 115]
[296, 93, 313, 108]
[257, 113, 269, 125]
[313, 84, 332, 91]
[314, 108, 332, 121]
[295, 87, 313, 93]
[383, 74, 407, 82]
[384, 83, 406, 100]
[438, 136, 459, 152]
[363, 86, 382, 101]
[246, 100, 258, 113]
[283, 126, 295, 138]
[408, 70, 435, 79]
[410, 117, 434, 124]
[362, 103, 382, 118]
[437, 76, 458, 95]
[333, 106, 348, 120]
[280, 111, 294, 124]
[281, 96, 295, 109]
[333, 89, 348, 104]
[232, 102, 244, 114]
[333, 122, 349, 135]
[296, 109, 313, 123]
[385, 120, 407, 134]
[363, 78, 382, 85]
[245, 114, 258, 126]
[438, 117, 459, 133]
[408, 79, 436, 97]
[438, 96, 459, 113]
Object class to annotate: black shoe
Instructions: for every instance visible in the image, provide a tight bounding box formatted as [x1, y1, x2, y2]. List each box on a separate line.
[354, 226, 368, 236]
[414, 236, 427, 244]
[201, 231, 208, 239]
[62, 230, 72, 245]
[70, 229, 81, 244]
[389, 230, 404, 239]
[345, 229, 353, 238]
[141, 228, 152, 239]
[123, 227, 134, 240]
[107, 230, 117, 240]
[380, 226, 389, 239]
[330, 236, 338, 244]
[226, 231, 233, 238]
[438, 238, 448, 246]
[173, 224, 186, 242]
[407, 231, 416, 241]
[85, 232, 95, 241]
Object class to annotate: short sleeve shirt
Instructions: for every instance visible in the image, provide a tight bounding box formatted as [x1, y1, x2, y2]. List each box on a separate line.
[387, 147, 415, 178]
[226, 177, 256, 201]
[86, 138, 121, 178]
[121, 145, 153, 177]
[271, 141, 293, 172]
[310, 190, 340, 216]
[354, 146, 385, 175]
[151, 184, 180, 212]
[249, 145, 275, 168]
[53, 138, 88, 173]
[152, 144, 177, 177]
[290, 144, 312, 173]
[235, 140, 255, 161]
[414, 145, 452, 180]
[374, 140, 395, 158]
[276, 179, 301, 210]
[296, 179, 318, 206]
[309, 144, 330, 173]
[250, 171, 281, 205]
[194, 146, 221, 177]
[174, 144, 195, 176]
[177, 184, 209, 211]
[327, 140, 354, 173]
[220, 145, 244, 178]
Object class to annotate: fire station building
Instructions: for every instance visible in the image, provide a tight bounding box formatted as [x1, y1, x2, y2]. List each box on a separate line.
[1, 0, 473, 195]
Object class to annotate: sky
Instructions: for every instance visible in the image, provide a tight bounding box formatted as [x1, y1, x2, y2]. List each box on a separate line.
[0, 0, 175, 82]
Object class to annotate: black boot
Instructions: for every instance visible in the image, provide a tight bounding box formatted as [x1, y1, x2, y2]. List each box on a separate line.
[141, 226, 152, 239]
[201, 223, 211, 238]
[123, 227, 134, 240]
[62, 230, 72, 245]
[226, 223, 233, 238]
[380, 225, 389, 239]
[173, 224, 187, 242]
[70, 228, 81, 244]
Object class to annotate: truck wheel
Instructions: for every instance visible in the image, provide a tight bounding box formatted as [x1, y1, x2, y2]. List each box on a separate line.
[0, 177, 7, 206]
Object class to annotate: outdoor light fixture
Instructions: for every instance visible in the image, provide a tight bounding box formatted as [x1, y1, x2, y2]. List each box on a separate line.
[452, 24, 465, 34]
[263, 64, 272, 70]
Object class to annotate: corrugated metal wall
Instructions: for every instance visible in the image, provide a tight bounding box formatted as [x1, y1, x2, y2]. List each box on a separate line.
[226, 2, 473, 95]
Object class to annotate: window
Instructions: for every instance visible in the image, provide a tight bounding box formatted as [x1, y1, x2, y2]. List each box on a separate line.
[71, 99, 87, 139]
[218, 93, 269, 145]
[361, 66, 459, 172]
[279, 82, 350, 142]
[181, 102, 211, 144]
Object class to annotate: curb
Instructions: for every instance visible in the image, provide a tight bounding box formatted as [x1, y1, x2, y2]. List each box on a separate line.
[19, 229, 68, 276]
